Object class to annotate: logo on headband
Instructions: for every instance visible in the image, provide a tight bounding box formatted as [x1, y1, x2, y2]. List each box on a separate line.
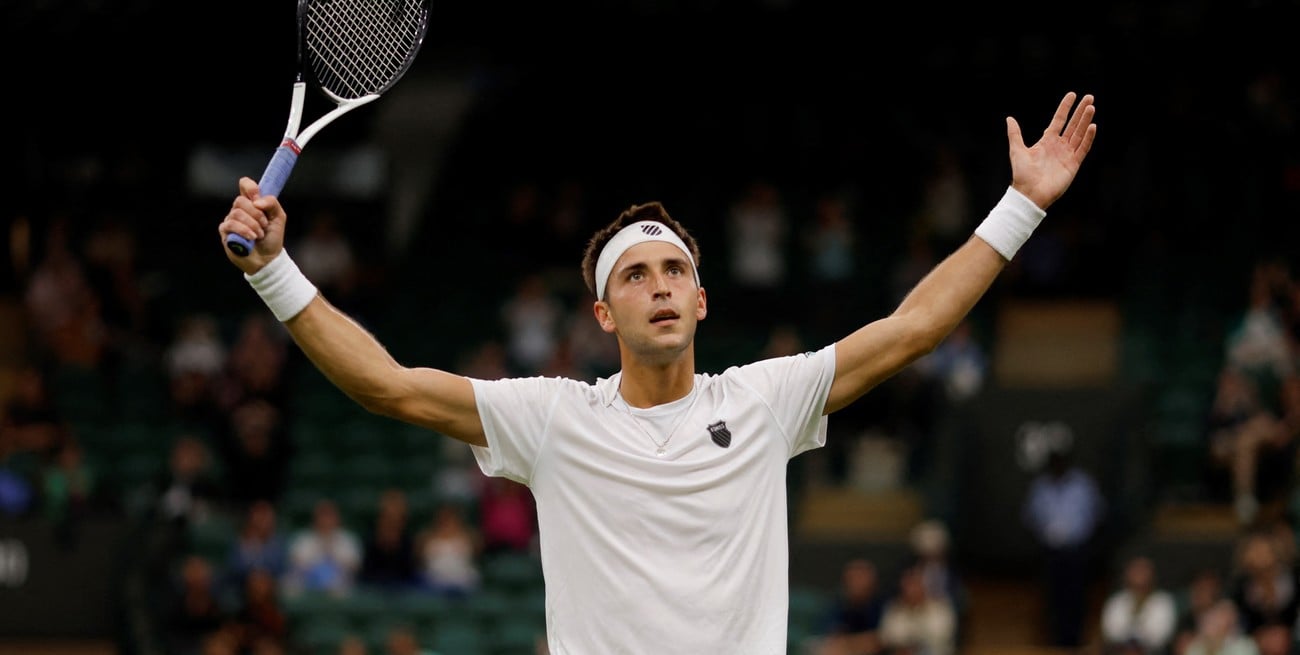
[640, 224, 663, 236]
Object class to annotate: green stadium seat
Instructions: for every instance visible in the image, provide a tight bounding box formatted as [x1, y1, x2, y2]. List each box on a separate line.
[427, 622, 487, 655]
[485, 614, 545, 655]
[482, 552, 545, 595]
[294, 615, 352, 653]
[344, 453, 400, 489]
[188, 512, 239, 563]
[288, 452, 343, 490]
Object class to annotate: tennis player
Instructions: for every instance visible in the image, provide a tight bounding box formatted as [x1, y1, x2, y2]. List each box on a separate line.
[218, 91, 1097, 654]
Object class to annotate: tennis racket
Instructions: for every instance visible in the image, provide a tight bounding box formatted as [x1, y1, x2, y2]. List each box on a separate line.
[226, 0, 432, 257]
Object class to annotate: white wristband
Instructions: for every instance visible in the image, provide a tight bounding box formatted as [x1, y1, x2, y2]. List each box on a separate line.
[973, 186, 1046, 261]
[245, 250, 318, 322]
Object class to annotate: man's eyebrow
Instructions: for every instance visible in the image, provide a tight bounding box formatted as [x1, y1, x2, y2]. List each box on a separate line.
[616, 256, 689, 275]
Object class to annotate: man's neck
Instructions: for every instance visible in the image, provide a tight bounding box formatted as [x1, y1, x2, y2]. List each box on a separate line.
[618, 356, 696, 408]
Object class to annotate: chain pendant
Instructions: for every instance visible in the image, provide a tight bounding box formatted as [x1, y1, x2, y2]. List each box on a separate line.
[655, 447, 667, 457]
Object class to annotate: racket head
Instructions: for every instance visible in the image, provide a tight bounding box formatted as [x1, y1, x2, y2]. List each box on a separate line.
[302, 0, 432, 102]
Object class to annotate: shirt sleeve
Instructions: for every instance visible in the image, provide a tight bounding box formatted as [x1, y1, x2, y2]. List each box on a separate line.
[468, 376, 566, 486]
[729, 343, 837, 457]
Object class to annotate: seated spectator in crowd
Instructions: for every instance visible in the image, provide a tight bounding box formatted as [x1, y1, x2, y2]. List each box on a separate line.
[1100, 555, 1178, 654]
[284, 498, 362, 597]
[1182, 599, 1257, 655]
[878, 563, 957, 655]
[225, 500, 289, 594]
[166, 555, 231, 655]
[41, 437, 97, 543]
[814, 558, 885, 655]
[155, 434, 224, 528]
[360, 489, 418, 589]
[1229, 527, 1300, 633]
[0, 364, 66, 460]
[230, 567, 288, 654]
[218, 397, 292, 507]
[478, 476, 536, 556]
[416, 502, 482, 599]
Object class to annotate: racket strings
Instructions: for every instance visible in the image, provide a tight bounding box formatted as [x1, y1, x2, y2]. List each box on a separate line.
[305, 0, 427, 99]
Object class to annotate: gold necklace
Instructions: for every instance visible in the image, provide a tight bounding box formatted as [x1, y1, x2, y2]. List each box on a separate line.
[619, 387, 699, 457]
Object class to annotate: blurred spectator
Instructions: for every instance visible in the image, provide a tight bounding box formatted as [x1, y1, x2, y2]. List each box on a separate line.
[416, 502, 481, 599]
[230, 567, 288, 654]
[166, 314, 227, 385]
[154, 434, 224, 529]
[166, 314, 227, 431]
[1228, 527, 1300, 634]
[914, 144, 973, 253]
[878, 563, 957, 655]
[726, 179, 791, 318]
[1209, 367, 1281, 525]
[908, 519, 967, 635]
[1174, 567, 1228, 646]
[165, 555, 231, 655]
[1252, 621, 1292, 655]
[458, 339, 512, 381]
[813, 558, 884, 655]
[284, 498, 363, 597]
[0, 364, 67, 460]
[500, 273, 564, 374]
[1225, 261, 1294, 384]
[23, 215, 107, 366]
[760, 324, 805, 360]
[360, 489, 418, 590]
[913, 319, 988, 405]
[384, 623, 437, 655]
[1100, 554, 1178, 654]
[293, 209, 359, 302]
[217, 397, 291, 507]
[225, 500, 289, 594]
[81, 209, 149, 353]
[478, 476, 537, 556]
[40, 437, 97, 541]
[1022, 445, 1105, 649]
[564, 304, 620, 380]
[801, 192, 858, 337]
[1182, 599, 1257, 655]
[0, 462, 34, 518]
[215, 313, 289, 411]
[338, 635, 370, 655]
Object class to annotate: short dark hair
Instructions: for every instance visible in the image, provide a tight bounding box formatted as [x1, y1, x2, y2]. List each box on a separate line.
[580, 201, 701, 300]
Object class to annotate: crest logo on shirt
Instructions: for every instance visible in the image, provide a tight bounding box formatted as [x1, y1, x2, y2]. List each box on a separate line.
[707, 420, 731, 448]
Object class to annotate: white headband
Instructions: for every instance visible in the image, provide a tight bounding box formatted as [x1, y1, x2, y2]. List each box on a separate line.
[594, 221, 700, 300]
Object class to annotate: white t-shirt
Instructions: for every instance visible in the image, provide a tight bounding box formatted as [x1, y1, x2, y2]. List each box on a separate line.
[470, 344, 837, 655]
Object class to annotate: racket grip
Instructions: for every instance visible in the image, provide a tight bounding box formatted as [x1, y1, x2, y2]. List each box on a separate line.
[226, 143, 300, 257]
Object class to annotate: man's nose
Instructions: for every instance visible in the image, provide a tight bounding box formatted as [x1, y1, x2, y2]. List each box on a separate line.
[652, 273, 671, 297]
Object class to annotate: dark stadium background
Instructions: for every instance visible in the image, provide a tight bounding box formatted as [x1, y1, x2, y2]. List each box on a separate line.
[2, 0, 1298, 653]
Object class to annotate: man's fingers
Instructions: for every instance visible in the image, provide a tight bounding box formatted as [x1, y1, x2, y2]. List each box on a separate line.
[1061, 95, 1094, 143]
[1006, 116, 1024, 149]
[239, 176, 261, 200]
[1068, 103, 1097, 150]
[223, 211, 266, 241]
[231, 196, 271, 231]
[1044, 91, 1078, 137]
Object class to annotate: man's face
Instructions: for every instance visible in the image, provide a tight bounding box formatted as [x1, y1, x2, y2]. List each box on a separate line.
[596, 241, 706, 364]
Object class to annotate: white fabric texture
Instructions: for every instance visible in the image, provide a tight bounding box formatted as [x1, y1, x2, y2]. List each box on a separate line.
[469, 344, 837, 654]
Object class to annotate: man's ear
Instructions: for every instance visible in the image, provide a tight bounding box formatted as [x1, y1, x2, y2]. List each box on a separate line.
[593, 300, 617, 334]
[696, 287, 708, 321]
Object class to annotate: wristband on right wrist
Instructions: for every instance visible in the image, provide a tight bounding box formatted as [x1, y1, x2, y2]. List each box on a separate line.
[973, 186, 1046, 261]
[245, 250, 318, 322]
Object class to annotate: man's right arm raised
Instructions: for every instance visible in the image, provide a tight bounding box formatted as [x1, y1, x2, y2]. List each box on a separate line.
[284, 297, 486, 447]
[218, 176, 486, 447]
